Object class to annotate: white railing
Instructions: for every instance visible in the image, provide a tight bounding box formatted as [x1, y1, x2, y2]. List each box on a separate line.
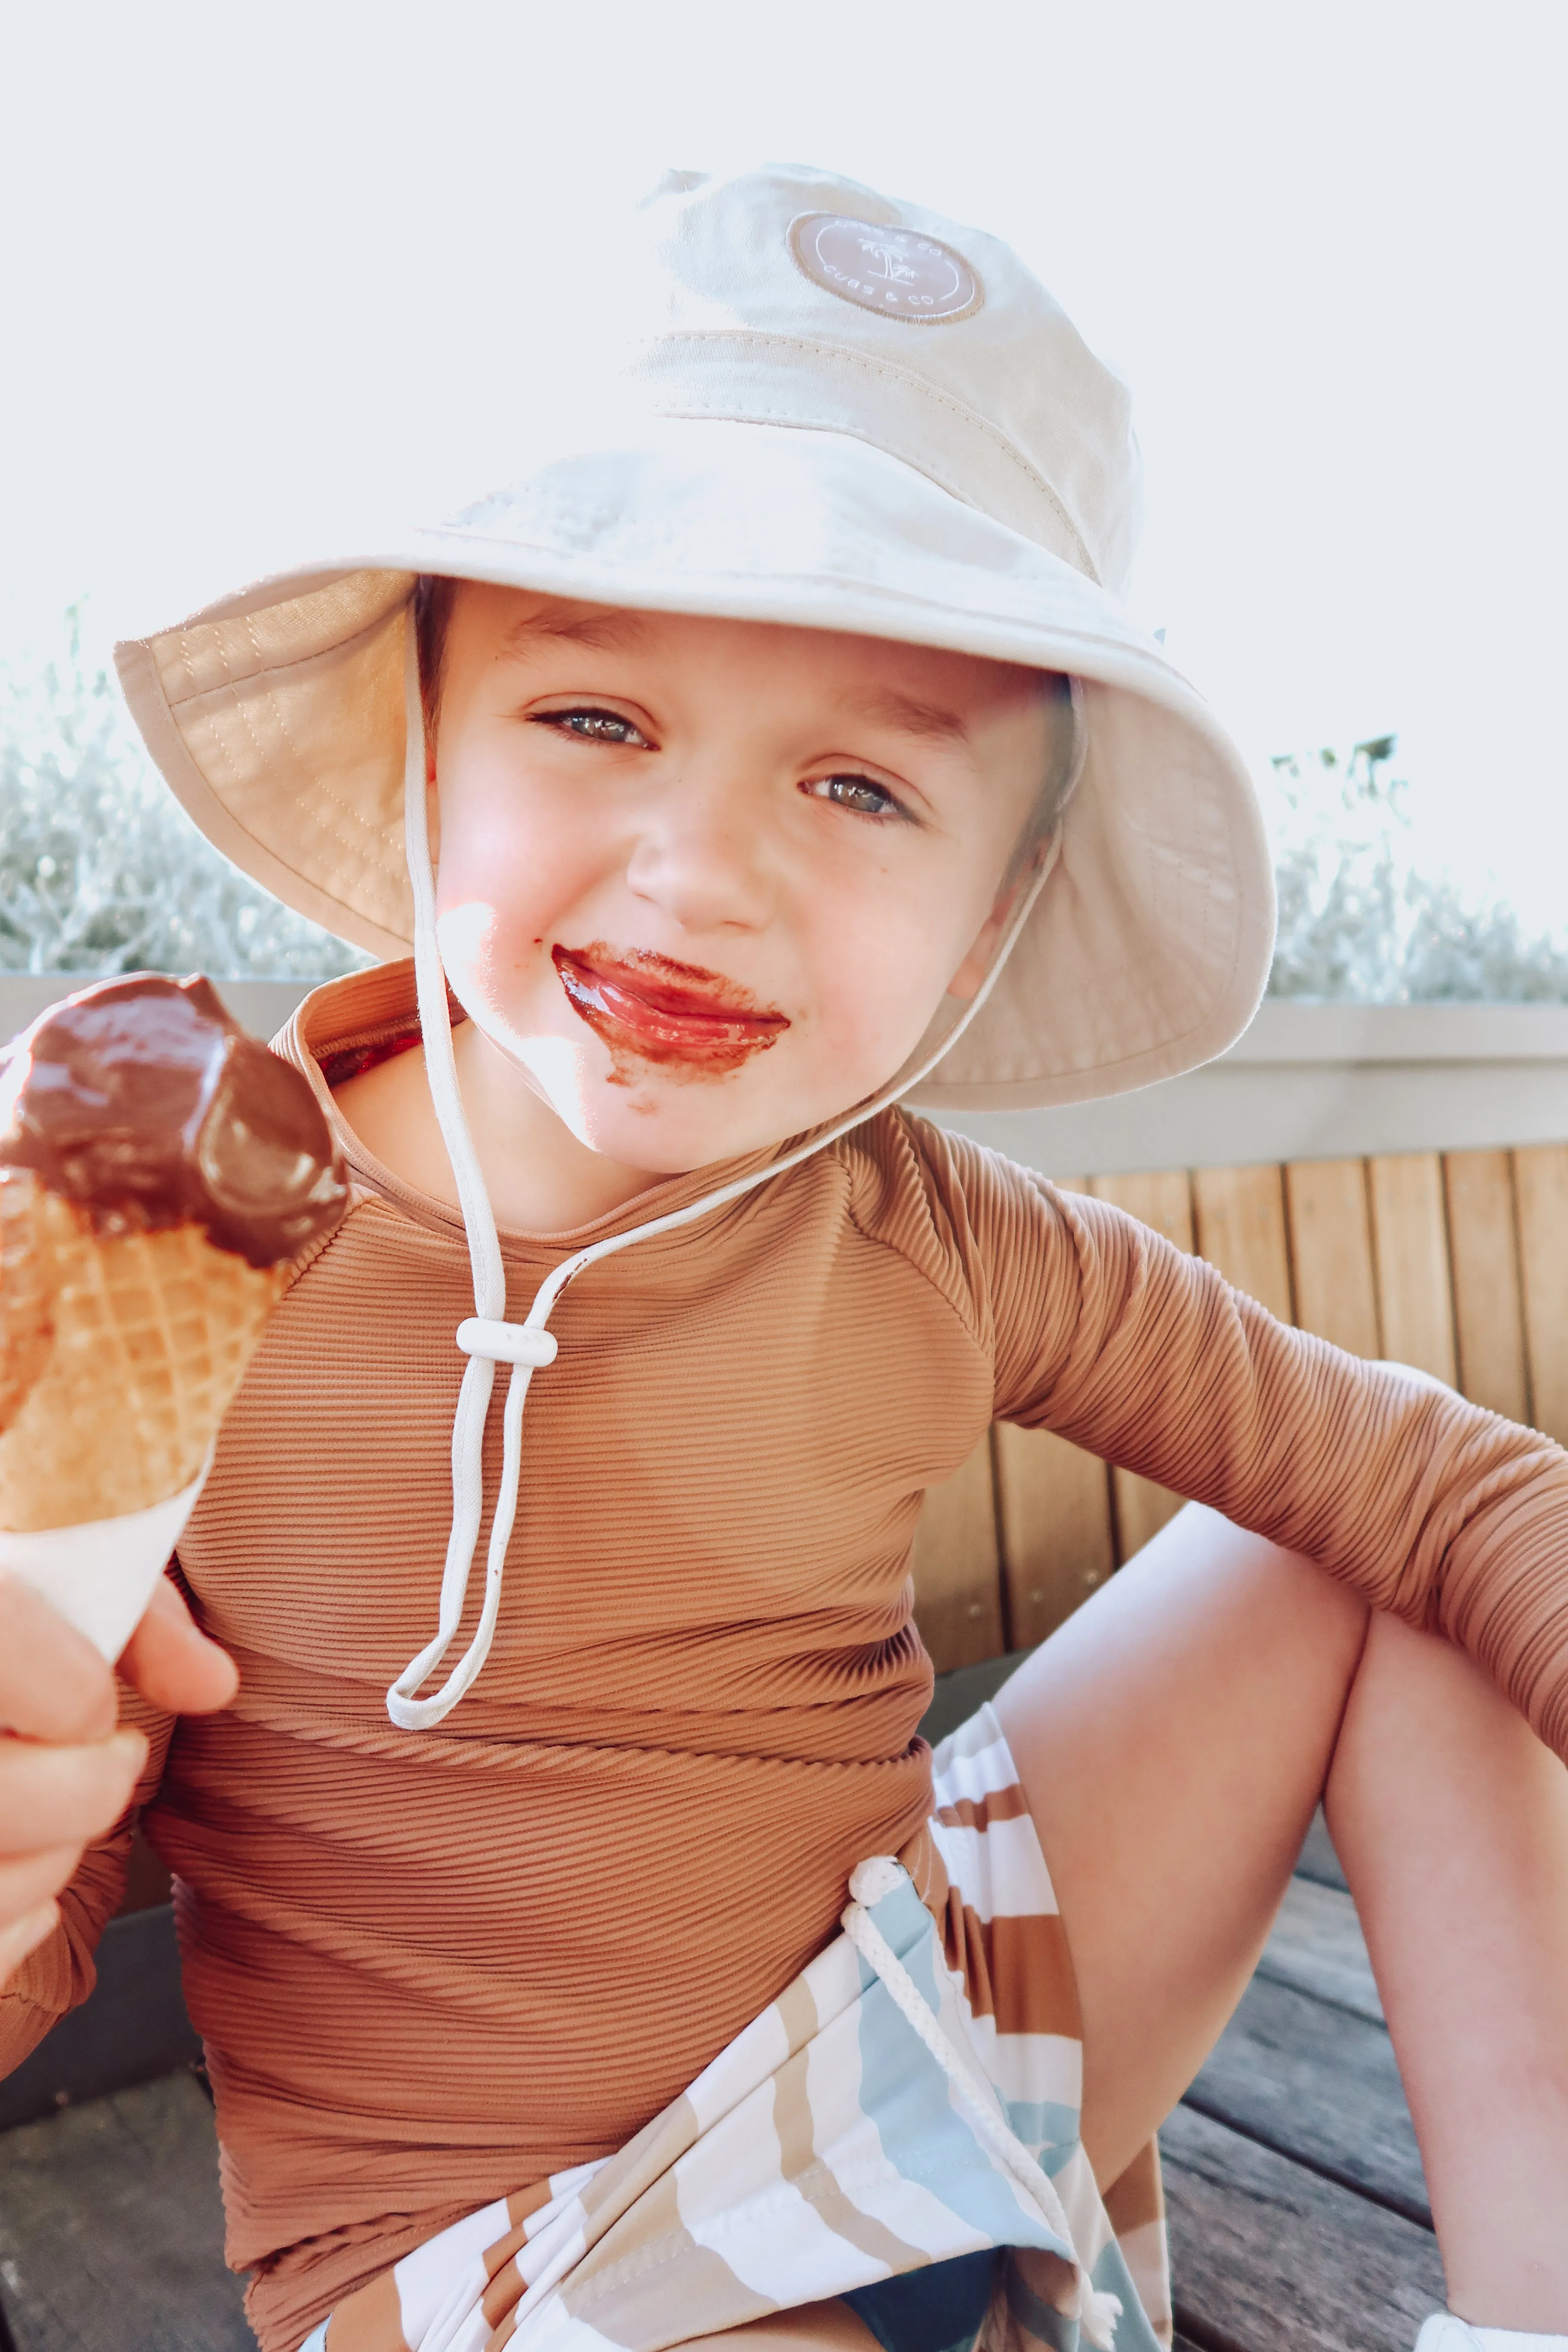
[3, 977, 1567, 1174]
[946, 1002, 1568, 1173]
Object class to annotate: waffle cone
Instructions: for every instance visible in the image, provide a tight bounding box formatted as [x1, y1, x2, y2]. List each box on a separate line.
[0, 1170, 55, 1431]
[0, 1173, 285, 1531]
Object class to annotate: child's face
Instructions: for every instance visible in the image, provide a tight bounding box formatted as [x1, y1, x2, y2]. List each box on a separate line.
[430, 585, 1055, 1173]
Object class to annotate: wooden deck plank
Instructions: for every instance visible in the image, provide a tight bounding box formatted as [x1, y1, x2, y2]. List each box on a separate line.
[1442, 1151, 1529, 1421]
[1284, 1159, 1380, 1356]
[1256, 1877, 1382, 2023]
[1294, 1810, 1348, 1893]
[1162, 2102, 1446, 2352]
[1367, 1155, 1457, 1385]
[1513, 1143, 1568, 1445]
[1094, 1172, 1197, 1557]
[0, 2072, 248, 2351]
[909, 1430, 1006, 1671]
[1185, 1973, 1428, 2229]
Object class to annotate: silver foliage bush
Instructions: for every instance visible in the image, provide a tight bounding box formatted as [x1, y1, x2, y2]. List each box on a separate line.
[1262, 736, 1568, 1002]
[0, 614, 368, 981]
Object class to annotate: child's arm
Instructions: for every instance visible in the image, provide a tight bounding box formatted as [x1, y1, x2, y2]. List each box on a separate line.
[986, 1167, 1568, 1758]
[0, 1571, 232, 2076]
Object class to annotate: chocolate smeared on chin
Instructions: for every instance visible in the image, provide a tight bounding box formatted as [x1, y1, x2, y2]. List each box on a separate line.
[0, 974, 349, 1269]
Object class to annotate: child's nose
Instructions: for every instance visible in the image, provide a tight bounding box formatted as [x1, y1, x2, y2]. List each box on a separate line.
[624, 775, 774, 933]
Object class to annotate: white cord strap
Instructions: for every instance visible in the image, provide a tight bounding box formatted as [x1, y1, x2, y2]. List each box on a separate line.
[388, 616, 1085, 1730]
[386, 627, 552, 1728]
[842, 1858, 1122, 2351]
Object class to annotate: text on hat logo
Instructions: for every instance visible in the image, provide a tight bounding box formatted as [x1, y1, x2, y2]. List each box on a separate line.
[787, 213, 982, 324]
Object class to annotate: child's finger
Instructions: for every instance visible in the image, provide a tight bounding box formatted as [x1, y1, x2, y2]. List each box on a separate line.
[119, 1575, 238, 1716]
[0, 1571, 118, 1744]
[0, 1727, 147, 1855]
[0, 1900, 60, 1990]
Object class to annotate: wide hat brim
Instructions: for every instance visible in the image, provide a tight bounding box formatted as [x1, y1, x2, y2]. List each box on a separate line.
[115, 416, 1274, 1113]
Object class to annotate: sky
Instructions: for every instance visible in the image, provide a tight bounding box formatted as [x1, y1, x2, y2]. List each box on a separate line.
[4, 1, 1566, 922]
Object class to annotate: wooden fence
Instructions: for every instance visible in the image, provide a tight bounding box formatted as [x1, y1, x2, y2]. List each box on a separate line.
[909, 1144, 1568, 1672]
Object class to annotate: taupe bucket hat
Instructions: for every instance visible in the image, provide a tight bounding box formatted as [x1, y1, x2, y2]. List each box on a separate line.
[115, 161, 1274, 1115]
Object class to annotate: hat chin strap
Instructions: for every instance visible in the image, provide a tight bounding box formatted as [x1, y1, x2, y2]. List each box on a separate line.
[388, 627, 1083, 1730]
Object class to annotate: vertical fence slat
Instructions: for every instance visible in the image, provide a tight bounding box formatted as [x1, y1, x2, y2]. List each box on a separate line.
[993, 1422, 1116, 1648]
[909, 1429, 1005, 1672]
[992, 1174, 1117, 1641]
[1091, 1171, 1195, 1559]
[1442, 1150, 1529, 1421]
[1367, 1154, 1457, 1385]
[1090, 1169, 1195, 1252]
[1283, 1160, 1380, 1355]
[1191, 1165, 1295, 1323]
[1513, 1145, 1568, 1445]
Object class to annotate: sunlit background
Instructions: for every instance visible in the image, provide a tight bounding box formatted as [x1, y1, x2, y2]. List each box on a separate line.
[3, 0, 1565, 979]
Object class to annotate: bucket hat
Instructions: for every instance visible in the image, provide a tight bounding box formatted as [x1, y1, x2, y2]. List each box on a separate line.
[115, 160, 1274, 1117]
[113, 165, 1277, 1732]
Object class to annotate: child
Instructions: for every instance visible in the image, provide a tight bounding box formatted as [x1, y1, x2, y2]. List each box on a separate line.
[3, 165, 1568, 2352]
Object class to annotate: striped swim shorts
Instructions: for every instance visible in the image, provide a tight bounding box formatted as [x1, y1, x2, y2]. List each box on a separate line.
[296, 1706, 1170, 2351]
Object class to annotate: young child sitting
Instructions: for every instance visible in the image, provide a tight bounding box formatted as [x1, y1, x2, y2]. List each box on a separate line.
[3, 165, 1567, 2352]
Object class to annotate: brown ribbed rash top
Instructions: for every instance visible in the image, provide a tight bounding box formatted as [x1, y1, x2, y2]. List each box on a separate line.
[6, 963, 1568, 2349]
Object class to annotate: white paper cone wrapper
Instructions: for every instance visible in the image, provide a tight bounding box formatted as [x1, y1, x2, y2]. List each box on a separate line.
[0, 1447, 215, 1661]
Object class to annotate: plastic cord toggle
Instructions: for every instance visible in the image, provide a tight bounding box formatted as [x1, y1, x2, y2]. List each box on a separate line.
[456, 1317, 559, 1368]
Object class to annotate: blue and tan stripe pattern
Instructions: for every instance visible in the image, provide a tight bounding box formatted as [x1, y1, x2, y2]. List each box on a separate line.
[309, 1708, 1170, 2352]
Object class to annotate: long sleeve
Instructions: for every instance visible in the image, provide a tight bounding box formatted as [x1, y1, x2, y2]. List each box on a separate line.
[946, 1135, 1568, 1758]
[0, 1681, 174, 2078]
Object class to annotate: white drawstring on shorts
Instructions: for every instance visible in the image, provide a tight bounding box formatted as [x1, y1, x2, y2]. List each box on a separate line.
[842, 1857, 1122, 2350]
[388, 619, 1085, 1730]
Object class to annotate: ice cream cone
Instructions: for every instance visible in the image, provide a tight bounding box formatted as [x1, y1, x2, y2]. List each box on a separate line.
[0, 1175, 285, 1532]
[0, 1455, 216, 1660]
[0, 1168, 55, 1432]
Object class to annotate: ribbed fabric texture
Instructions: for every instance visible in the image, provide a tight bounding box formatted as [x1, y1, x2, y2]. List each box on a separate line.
[5, 963, 1568, 2349]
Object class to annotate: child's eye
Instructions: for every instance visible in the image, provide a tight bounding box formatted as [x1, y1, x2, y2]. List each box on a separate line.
[805, 773, 911, 821]
[533, 708, 651, 747]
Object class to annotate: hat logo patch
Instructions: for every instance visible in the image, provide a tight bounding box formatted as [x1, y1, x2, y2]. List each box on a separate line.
[787, 213, 982, 324]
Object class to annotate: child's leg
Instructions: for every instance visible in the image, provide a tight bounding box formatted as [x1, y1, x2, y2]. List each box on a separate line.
[991, 1503, 1568, 2335]
[1329, 1610, 1568, 2328]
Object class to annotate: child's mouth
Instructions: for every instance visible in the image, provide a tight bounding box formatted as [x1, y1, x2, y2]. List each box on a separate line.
[552, 943, 790, 1075]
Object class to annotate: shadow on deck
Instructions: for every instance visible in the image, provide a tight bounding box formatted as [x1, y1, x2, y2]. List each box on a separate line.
[0, 1654, 1441, 2352]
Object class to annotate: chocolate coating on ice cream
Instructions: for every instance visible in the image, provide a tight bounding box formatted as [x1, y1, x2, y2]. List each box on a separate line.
[0, 974, 348, 1268]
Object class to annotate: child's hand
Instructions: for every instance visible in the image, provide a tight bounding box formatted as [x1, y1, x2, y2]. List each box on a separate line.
[0, 1571, 236, 1989]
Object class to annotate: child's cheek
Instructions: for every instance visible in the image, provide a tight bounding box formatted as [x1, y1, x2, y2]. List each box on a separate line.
[435, 802, 600, 999]
[806, 892, 964, 1090]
